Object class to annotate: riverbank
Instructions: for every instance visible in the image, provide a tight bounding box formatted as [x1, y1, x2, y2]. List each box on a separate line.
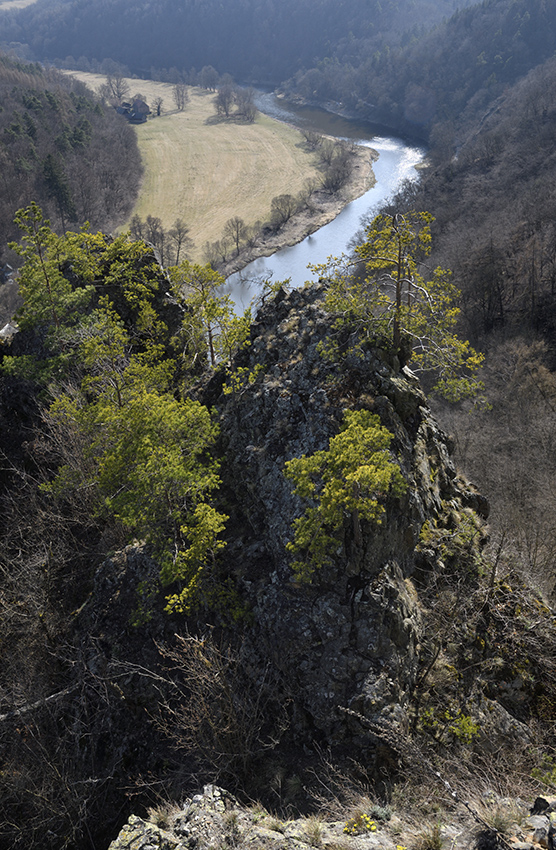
[276, 89, 429, 145]
[62, 72, 379, 266]
[61, 72, 378, 269]
[219, 143, 378, 278]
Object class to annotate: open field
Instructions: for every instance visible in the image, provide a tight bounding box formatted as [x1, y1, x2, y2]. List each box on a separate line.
[63, 72, 376, 264]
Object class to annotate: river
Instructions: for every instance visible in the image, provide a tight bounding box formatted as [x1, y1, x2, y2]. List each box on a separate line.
[226, 92, 425, 311]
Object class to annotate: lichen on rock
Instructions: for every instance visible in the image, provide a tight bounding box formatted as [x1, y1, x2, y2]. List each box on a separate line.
[198, 282, 488, 755]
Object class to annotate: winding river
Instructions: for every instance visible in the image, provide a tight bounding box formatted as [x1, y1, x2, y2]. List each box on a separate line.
[227, 92, 425, 311]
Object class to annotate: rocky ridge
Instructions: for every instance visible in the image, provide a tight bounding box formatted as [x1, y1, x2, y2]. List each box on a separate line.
[107, 785, 556, 850]
[61, 281, 556, 846]
[197, 282, 493, 755]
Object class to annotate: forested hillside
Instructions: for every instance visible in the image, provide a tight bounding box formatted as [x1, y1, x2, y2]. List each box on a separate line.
[0, 56, 141, 262]
[1, 0, 473, 85]
[394, 54, 556, 344]
[283, 0, 556, 135]
[377, 49, 556, 595]
[3, 0, 551, 142]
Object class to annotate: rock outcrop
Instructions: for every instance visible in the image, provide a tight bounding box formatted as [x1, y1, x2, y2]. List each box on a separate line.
[69, 280, 556, 849]
[107, 784, 553, 850]
[196, 282, 488, 755]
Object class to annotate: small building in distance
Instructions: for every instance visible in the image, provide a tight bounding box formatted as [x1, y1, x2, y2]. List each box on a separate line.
[115, 99, 151, 123]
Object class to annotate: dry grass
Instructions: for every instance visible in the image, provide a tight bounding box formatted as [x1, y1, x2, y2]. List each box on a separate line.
[62, 72, 324, 262]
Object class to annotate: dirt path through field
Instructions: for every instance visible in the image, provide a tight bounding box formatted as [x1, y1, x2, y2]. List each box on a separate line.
[63, 72, 377, 265]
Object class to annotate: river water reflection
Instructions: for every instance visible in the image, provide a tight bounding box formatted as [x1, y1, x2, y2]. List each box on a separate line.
[226, 93, 425, 311]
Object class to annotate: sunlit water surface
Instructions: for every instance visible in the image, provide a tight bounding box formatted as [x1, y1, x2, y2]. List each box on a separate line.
[226, 93, 425, 311]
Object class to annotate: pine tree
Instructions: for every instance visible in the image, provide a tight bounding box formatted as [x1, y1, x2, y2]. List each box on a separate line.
[315, 211, 484, 401]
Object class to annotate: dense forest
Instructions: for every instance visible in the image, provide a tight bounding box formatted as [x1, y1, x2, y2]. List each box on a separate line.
[2, 0, 556, 848]
[2, 0, 553, 138]
[0, 0, 473, 85]
[282, 0, 556, 134]
[0, 56, 141, 262]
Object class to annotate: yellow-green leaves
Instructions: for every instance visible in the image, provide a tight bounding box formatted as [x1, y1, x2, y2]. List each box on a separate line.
[47, 350, 227, 615]
[284, 409, 406, 582]
[169, 260, 251, 367]
[10, 202, 95, 332]
[162, 503, 228, 615]
[42, 287, 227, 617]
[9, 206, 237, 620]
[6, 206, 182, 387]
[319, 211, 484, 401]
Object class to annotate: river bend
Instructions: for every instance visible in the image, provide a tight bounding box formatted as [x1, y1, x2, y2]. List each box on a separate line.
[227, 93, 425, 310]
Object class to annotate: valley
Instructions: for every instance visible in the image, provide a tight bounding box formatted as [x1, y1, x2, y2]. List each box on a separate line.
[65, 72, 377, 264]
[1, 2, 556, 849]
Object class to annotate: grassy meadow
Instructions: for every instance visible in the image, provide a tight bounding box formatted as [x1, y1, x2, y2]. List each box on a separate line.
[64, 73, 323, 262]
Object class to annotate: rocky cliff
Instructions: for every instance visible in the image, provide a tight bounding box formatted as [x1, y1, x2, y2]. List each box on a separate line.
[5, 271, 551, 850]
[194, 281, 490, 757]
[3, 234, 556, 850]
[80, 280, 539, 769]
[94, 279, 556, 850]
[106, 784, 556, 850]
[63, 278, 556, 850]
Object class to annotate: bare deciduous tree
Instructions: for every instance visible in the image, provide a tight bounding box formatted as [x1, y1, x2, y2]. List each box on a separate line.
[224, 216, 248, 256]
[301, 129, 322, 150]
[234, 87, 257, 123]
[172, 83, 189, 111]
[297, 177, 320, 211]
[245, 221, 262, 249]
[199, 65, 219, 91]
[318, 138, 337, 167]
[156, 633, 289, 782]
[104, 73, 130, 104]
[204, 237, 231, 267]
[129, 213, 144, 241]
[321, 155, 353, 192]
[270, 194, 298, 230]
[215, 84, 234, 118]
[168, 218, 193, 264]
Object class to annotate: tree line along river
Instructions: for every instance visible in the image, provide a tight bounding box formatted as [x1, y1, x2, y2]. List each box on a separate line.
[226, 90, 426, 311]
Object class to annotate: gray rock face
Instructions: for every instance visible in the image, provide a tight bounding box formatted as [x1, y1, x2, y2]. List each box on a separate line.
[200, 283, 485, 751]
[108, 784, 541, 850]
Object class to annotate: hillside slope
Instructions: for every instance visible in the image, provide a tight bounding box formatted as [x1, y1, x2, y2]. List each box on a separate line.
[1, 0, 475, 84]
[0, 56, 141, 263]
[1, 241, 555, 847]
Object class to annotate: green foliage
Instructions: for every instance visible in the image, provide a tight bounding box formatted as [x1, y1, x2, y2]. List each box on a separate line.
[421, 707, 480, 744]
[531, 753, 556, 789]
[257, 276, 292, 306]
[418, 506, 484, 579]
[5, 205, 190, 392]
[367, 805, 392, 822]
[169, 260, 251, 367]
[284, 409, 406, 582]
[9, 202, 94, 334]
[9, 207, 231, 618]
[314, 212, 484, 401]
[222, 363, 265, 396]
[44, 313, 228, 616]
